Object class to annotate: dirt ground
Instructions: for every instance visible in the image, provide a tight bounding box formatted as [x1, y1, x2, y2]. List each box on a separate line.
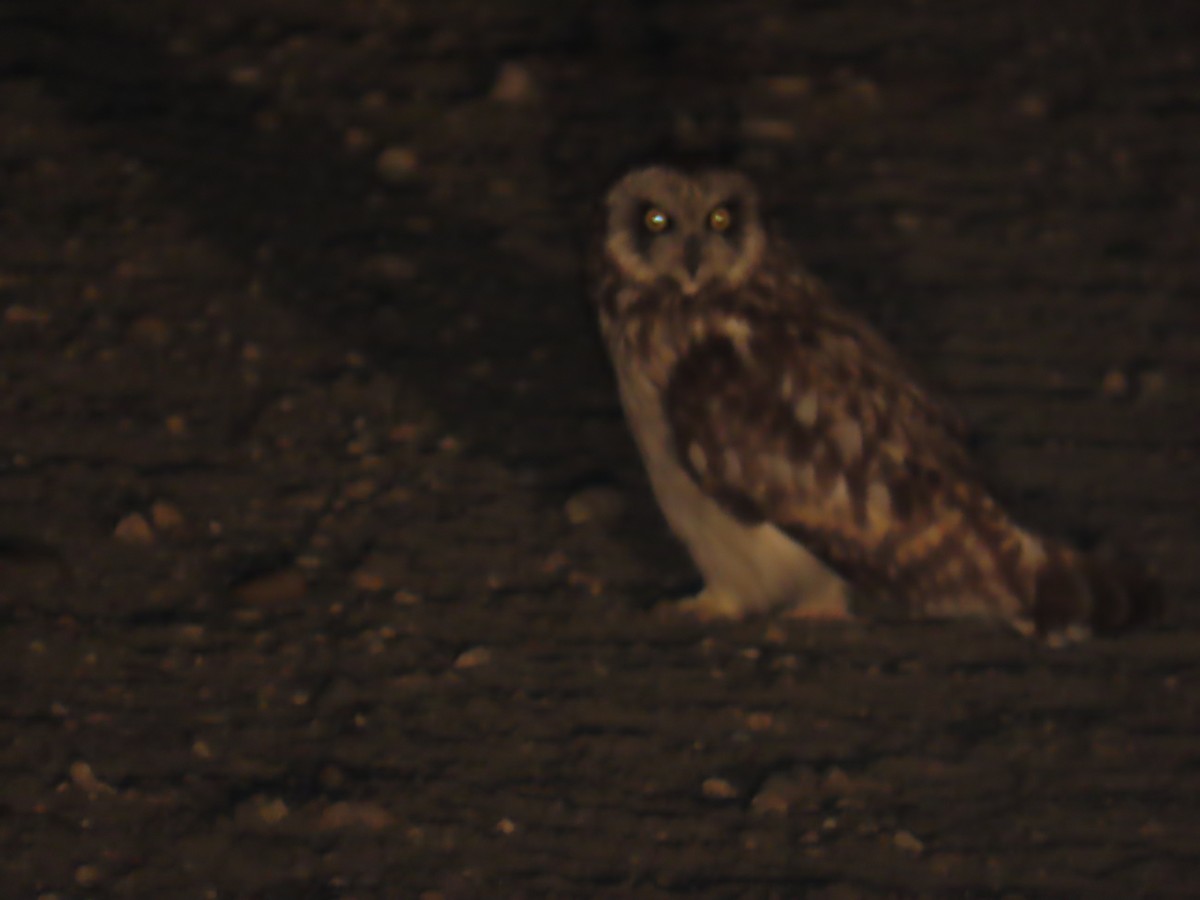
[2, 0, 1199, 896]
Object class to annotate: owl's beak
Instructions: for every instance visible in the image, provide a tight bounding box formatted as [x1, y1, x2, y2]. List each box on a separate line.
[683, 236, 702, 280]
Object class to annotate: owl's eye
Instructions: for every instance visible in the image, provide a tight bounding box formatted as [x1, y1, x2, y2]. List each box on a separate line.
[643, 207, 671, 233]
[707, 206, 733, 232]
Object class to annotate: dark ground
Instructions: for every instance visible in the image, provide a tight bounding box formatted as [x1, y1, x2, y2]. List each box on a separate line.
[2, 1, 1199, 896]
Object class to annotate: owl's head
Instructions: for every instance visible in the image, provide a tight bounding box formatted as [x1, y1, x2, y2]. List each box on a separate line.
[602, 165, 767, 296]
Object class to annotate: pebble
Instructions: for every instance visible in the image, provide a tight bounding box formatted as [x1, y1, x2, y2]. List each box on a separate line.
[113, 512, 154, 545]
[491, 62, 538, 103]
[742, 711, 775, 732]
[256, 796, 289, 825]
[75, 865, 102, 887]
[393, 589, 422, 606]
[342, 478, 378, 501]
[893, 829, 925, 854]
[344, 126, 372, 154]
[69, 761, 115, 795]
[376, 146, 420, 183]
[351, 568, 386, 592]
[319, 801, 396, 831]
[4, 304, 51, 325]
[1101, 368, 1129, 398]
[564, 485, 625, 526]
[150, 500, 185, 532]
[701, 777, 739, 800]
[227, 66, 262, 87]
[453, 646, 493, 670]
[361, 253, 418, 283]
[1016, 93, 1049, 118]
[751, 768, 819, 816]
[764, 75, 813, 97]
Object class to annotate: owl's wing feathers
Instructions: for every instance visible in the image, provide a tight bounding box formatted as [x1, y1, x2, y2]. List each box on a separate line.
[662, 307, 988, 590]
[661, 308, 1165, 632]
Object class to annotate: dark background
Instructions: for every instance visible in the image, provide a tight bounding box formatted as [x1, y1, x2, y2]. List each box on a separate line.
[2, 0, 1198, 895]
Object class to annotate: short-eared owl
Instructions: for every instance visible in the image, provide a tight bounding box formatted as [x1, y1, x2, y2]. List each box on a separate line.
[590, 164, 1160, 639]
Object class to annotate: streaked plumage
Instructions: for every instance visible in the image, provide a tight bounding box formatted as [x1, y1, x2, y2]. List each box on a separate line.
[590, 164, 1161, 639]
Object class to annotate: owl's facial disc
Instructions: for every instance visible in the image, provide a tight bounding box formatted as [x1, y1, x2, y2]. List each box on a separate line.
[606, 167, 765, 296]
[636, 198, 745, 295]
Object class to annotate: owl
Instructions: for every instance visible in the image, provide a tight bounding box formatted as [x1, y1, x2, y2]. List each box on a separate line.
[590, 164, 1162, 640]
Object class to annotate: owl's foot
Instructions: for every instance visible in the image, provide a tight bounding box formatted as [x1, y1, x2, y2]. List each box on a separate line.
[663, 586, 749, 622]
[781, 585, 853, 621]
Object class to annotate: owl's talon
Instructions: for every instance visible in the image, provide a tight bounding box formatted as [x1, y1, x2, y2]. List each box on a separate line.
[782, 578, 853, 622]
[665, 587, 748, 622]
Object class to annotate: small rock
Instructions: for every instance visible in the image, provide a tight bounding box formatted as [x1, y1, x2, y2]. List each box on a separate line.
[701, 777, 739, 800]
[318, 800, 396, 831]
[495, 817, 518, 835]
[845, 77, 881, 105]
[1016, 93, 1049, 118]
[228, 66, 262, 87]
[69, 761, 115, 796]
[233, 569, 307, 605]
[893, 829, 925, 854]
[114, 512, 154, 545]
[256, 796, 289, 825]
[342, 478, 377, 501]
[361, 253, 418, 283]
[491, 61, 538, 103]
[453, 646, 492, 670]
[352, 552, 410, 590]
[360, 89, 388, 111]
[75, 864, 102, 887]
[751, 768, 819, 816]
[742, 711, 775, 732]
[764, 75, 813, 97]
[150, 500, 185, 532]
[564, 485, 625, 526]
[762, 623, 787, 644]
[1101, 368, 1129, 398]
[823, 767, 853, 794]
[4, 304, 51, 325]
[388, 422, 428, 444]
[377, 146, 419, 183]
[351, 569, 386, 592]
[344, 126, 372, 154]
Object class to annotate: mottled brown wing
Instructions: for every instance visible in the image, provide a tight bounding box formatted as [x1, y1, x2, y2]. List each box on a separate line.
[662, 309, 979, 582]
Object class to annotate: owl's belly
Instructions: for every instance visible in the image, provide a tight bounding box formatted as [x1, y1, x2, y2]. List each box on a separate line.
[614, 365, 846, 615]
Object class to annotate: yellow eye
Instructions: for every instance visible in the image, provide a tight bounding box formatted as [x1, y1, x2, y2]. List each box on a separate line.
[643, 207, 670, 233]
[708, 206, 733, 232]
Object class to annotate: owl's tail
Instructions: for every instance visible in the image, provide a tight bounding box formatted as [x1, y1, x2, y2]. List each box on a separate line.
[1030, 541, 1164, 638]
